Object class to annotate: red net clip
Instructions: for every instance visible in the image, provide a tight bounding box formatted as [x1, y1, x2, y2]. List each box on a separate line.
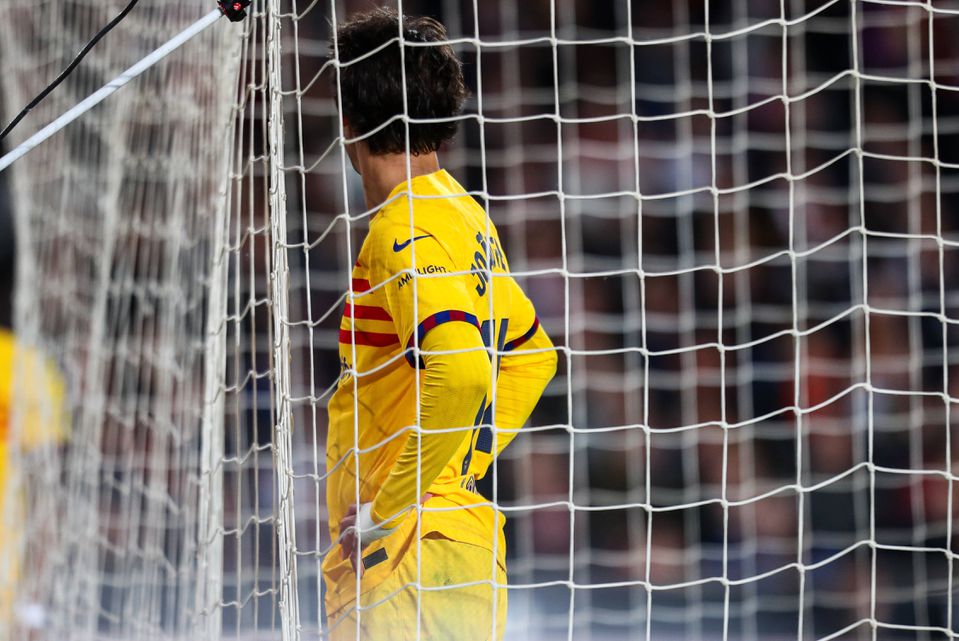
[217, 0, 250, 22]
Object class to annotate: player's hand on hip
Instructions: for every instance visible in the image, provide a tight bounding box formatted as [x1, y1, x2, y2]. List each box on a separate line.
[340, 494, 434, 575]
[339, 503, 362, 576]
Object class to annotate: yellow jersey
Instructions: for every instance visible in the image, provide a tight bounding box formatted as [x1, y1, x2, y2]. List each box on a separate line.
[0, 329, 67, 621]
[323, 170, 542, 612]
[0, 329, 67, 482]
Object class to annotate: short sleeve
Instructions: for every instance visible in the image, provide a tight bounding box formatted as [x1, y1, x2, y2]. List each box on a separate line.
[369, 222, 479, 360]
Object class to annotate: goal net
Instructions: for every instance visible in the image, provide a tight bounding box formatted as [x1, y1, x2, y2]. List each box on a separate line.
[0, 1, 241, 638]
[1, 0, 958, 640]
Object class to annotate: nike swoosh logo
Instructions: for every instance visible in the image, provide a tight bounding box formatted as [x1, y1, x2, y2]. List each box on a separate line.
[392, 234, 432, 252]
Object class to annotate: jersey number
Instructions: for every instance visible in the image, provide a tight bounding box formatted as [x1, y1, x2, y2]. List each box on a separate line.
[460, 318, 508, 475]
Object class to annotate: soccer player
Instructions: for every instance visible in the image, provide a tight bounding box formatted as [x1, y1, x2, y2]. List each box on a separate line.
[322, 8, 557, 641]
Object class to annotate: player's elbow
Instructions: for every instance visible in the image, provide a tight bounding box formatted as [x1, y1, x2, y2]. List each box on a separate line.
[544, 344, 559, 383]
[535, 327, 559, 384]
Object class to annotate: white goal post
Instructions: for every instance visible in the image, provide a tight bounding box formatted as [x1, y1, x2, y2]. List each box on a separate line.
[0, 1, 242, 638]
[1, 0, 958, 640]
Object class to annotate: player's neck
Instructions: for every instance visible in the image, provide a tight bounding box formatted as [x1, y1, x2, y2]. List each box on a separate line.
[360, 151, 440, 212]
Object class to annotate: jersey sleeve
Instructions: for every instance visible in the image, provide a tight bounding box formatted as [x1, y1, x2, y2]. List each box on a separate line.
[488, 323, 556, 467]
[368, 220, 480, 356]
[501, 278, 540, 351]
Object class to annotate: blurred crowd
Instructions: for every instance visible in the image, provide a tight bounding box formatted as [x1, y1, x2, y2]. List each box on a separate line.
[3, 0, 959, 639]
[274, 1, 959, 638]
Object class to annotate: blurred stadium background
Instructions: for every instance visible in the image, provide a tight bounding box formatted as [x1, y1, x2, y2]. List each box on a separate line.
[1, 0, 958, 639]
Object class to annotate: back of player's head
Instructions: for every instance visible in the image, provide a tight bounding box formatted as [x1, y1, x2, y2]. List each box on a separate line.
[333, 8, 467, 156]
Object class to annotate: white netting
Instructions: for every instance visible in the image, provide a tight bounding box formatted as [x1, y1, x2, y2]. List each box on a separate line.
[271, 1, 959, 639]
[1, 0, 958, 640]
[0, 1, 241, 638]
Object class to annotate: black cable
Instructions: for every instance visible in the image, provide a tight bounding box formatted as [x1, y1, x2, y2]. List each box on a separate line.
[0, 0, 142, 144]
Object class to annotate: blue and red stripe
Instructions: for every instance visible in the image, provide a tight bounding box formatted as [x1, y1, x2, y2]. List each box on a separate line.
[504, 317, 540, 351]
[405, 310, 481, 367]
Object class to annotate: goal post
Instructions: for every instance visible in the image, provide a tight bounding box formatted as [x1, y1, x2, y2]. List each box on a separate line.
[0, 1, 244, 638]
[1, 0, 958, 640]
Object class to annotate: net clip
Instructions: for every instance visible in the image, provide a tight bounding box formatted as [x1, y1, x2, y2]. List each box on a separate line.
[218, 0, 251, 22]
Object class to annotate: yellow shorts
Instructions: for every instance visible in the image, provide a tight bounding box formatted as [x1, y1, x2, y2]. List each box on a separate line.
[327, 533, 507, 641]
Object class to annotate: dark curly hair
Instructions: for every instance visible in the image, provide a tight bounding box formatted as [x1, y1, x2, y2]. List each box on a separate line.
[333, 8, 468, 156]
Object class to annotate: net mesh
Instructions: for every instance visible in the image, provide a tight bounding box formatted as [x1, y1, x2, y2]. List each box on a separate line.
[0, 1, 240, 638]
[269, 0, 959, 639]
[1, 0, 958, 640]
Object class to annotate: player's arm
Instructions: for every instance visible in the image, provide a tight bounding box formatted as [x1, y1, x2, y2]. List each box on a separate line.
[357, 224, 490, 544]
[490, 321, 556, 459]
[475, 283, 556, 471]
[368, 322, 489, 527]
